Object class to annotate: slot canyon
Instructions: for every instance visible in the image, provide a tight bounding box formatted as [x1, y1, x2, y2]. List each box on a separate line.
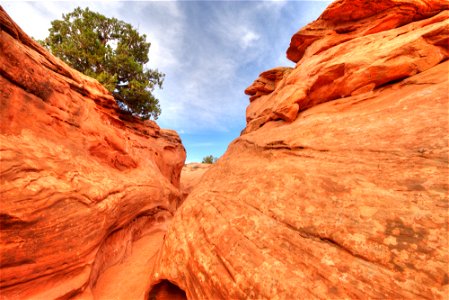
[1, 0, 448, 299]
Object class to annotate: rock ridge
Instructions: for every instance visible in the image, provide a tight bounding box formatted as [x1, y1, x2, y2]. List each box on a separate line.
[0, 6, 185, 299]
[244, 3, 448, 133]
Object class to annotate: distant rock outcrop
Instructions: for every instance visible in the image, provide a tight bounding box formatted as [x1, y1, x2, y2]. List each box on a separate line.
[0, 7, 185, 299]
[180, 163, 211, 201]
[149, 0, 448, 299]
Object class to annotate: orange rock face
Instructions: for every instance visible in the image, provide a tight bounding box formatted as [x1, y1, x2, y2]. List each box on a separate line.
[149, 0, 448, 299]
[286, 0, 449, 63]
[0, 7, 185, 299]
[245, 1, 448, 134]
[180, 163, 211, 201]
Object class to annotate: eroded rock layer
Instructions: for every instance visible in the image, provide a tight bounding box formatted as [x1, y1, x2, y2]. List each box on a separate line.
[180, 163, 212, 201]
[150, 0, 448, 299]
[0, 7, 185, 299]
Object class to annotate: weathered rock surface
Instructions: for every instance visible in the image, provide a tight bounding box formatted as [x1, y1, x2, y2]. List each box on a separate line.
[149, 0, 448, 299]
[245, 1, 448, 133]
[287, 0, 449, 63]
[180, 163, 211, 201]
[0, 7, 185, 299]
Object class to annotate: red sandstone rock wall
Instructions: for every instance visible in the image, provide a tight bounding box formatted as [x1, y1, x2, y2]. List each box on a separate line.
[0, 7, 185, 299]
[180, 163, 212, 201]
[149, 0, 448, 299]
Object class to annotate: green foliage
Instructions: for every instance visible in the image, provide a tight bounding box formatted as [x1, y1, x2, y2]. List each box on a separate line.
[202, 155, 218, 164]
[41, 7, 164, 120]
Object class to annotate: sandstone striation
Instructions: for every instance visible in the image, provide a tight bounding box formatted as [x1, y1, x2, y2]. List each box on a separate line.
[0, 7, 185, 299]
[245, 0, 448, 134]
[149, 0, 448, 299]
[180, 163, 212, 201]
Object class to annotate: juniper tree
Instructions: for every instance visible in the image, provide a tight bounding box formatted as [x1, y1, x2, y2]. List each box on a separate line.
[41, 7, 164, 119]
[202, 155, 218, 164]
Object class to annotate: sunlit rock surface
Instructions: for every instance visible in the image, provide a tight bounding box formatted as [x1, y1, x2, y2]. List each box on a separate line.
[180, 163, 212, 201]
[0, 7, 185, 299]
[149, 0, 448, 298]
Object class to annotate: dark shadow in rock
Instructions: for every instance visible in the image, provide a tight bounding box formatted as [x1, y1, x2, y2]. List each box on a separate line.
[148, 280, 187, 300]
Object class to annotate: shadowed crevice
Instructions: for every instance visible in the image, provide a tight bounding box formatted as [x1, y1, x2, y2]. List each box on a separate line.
[148, 280, 187, 300]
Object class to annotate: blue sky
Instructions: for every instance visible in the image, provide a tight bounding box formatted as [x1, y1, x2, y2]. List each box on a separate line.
[3, 0, 331, 162]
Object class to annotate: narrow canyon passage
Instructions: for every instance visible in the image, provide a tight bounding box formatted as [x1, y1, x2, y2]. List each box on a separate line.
[85, 230, 165, 300]
[75, 163, 210, 299]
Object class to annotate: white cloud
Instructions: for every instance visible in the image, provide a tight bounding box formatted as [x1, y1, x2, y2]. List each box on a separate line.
[129, 2, 184, 70]
[2, 2, 126, 40]
[241, 30, 260, 49]
[2, 2, 52, 40]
